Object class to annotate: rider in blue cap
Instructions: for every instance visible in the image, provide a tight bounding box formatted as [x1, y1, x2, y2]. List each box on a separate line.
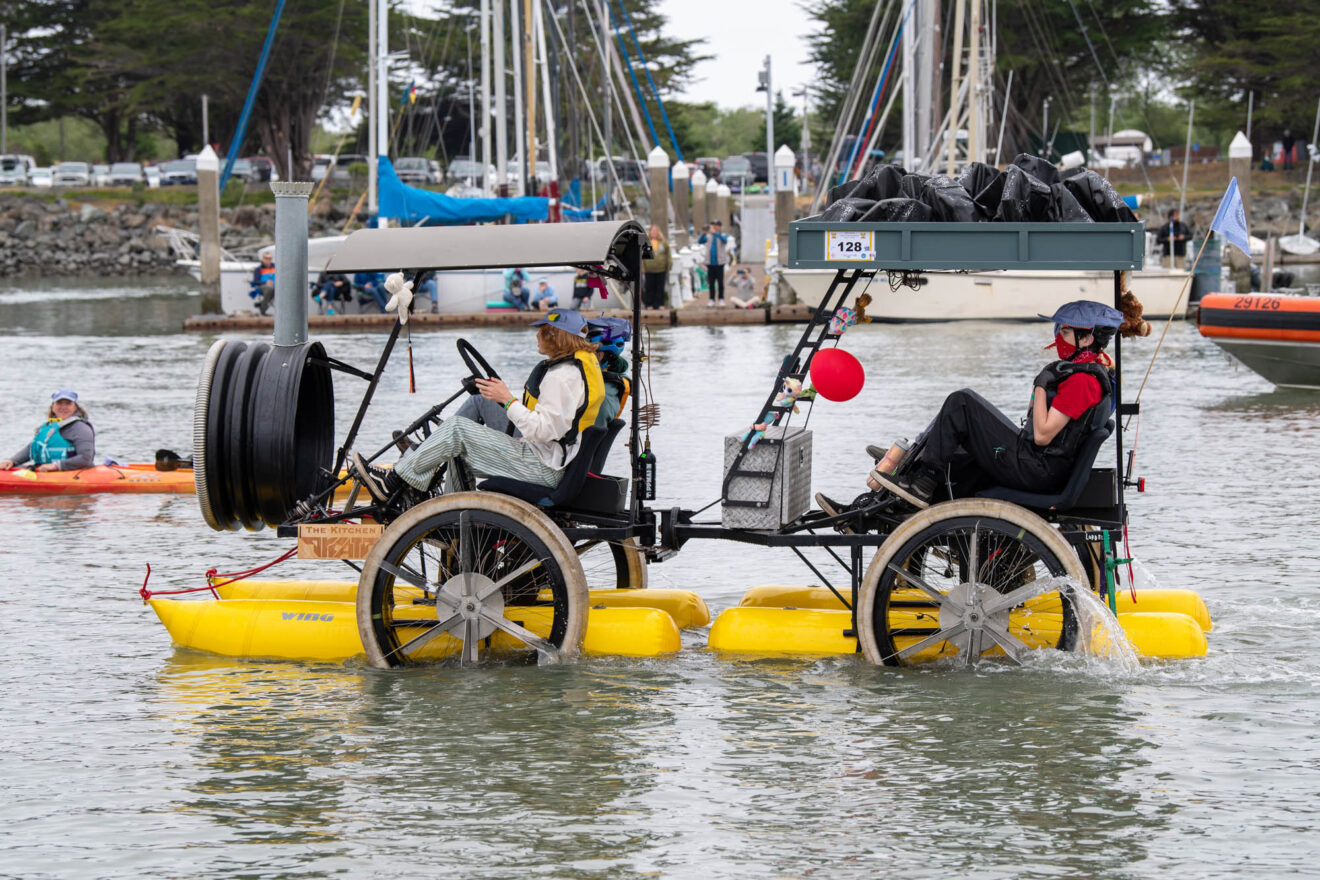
[817, 298, 1134, 522]
[350, 309, 604, 516]
[586, 316, 632, 425]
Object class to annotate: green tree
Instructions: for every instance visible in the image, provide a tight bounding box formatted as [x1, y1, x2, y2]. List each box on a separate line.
[773, 90, 801, 154]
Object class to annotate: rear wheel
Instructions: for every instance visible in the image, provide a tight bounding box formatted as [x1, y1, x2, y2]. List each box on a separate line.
[357, 492, 588, 667]
[858, 499, 1088, 666]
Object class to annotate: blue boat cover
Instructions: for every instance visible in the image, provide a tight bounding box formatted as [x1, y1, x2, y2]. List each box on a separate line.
[377, 156, 549, 225]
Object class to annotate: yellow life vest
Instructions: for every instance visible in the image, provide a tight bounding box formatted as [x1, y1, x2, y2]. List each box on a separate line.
[521, 351, 604, 452]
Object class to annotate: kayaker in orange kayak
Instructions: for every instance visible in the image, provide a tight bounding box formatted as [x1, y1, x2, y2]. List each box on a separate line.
[1, 389, 96, 472]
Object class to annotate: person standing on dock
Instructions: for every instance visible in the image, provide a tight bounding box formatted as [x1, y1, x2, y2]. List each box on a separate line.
[641, 225, 672, 309]
[698, 219, 730, 307]
[1156, 209, 1191, 262]
[1282, 129, 1297, 171]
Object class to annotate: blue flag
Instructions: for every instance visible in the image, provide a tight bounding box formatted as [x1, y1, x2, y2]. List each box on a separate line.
[1210, 177, 1251, 257]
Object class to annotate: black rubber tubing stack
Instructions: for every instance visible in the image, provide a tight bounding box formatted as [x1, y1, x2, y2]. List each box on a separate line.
[194, 339, 335, 531]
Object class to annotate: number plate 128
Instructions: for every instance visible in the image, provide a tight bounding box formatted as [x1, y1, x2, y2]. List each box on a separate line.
[825, 230, 875, 261]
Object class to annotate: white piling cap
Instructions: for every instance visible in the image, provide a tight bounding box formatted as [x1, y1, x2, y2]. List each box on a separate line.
[1059, 150, 1085, 170]
[671, 160, 689, 179]
[196, 145, 219, 173]
[717, 184, 732, 197]
[648, 145, 670, 168]
[1229, 131, 1253, 159]
[691, 169, 707, 187]
[705, 177, 719, 193]
[774, 144, 796, 168]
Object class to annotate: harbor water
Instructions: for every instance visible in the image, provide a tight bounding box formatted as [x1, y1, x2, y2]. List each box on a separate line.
[3, 275, 1320, 878]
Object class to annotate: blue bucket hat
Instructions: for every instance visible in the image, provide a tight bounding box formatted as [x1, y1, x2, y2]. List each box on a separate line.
[530, 309, 588, 337]
[586, 316, 632, 355]
[1039, 300, 1123, 336]
[51, 389, 78, 403]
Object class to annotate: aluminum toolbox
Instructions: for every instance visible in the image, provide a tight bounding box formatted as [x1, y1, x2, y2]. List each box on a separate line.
[722, 427, 812, 530]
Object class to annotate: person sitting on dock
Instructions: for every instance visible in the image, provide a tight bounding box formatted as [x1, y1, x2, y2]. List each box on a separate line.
[249, 252, 276, 316]
[314, 271, 351, 315]
[354, 271, 388, 312]
[1, 389, 96, 472]
[350, 309, 604, 515]
[531, 277, 559, 311]
[816, 301, 1133, 523]
[503, 267, 530, 310]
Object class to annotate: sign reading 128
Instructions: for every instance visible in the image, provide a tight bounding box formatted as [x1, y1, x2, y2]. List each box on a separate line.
[825, 230, 875, 262]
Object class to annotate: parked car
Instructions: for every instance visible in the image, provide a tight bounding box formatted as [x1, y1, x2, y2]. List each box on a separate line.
[92, 164, 110, 186]
[244, 156, 277, 182]
[52, 161, 93, 186]
[394, 156, 432, 185]
[742, 152, 768, 184]
[721, 156, 753, 192]
[594, 156, 645, 184]
[106, 162, 145, 186]
[228, 158, 255, 182]
[29, 168, 53, 188]
[428, 159, 443, 184]
[695, 156, 722, 180]
[310, 154, 332, 181]
[143, 165, 161, 188]
[329, 153, 368, 185]
[446, 157, 490, 186]
[0, 155, 28, 186]
[159, 159, 198, 185]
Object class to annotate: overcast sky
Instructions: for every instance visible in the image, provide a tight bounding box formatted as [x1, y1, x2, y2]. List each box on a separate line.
[656, 0, 816, 110]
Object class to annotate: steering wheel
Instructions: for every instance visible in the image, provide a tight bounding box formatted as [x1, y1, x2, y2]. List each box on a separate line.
[456, 338, 501, 395]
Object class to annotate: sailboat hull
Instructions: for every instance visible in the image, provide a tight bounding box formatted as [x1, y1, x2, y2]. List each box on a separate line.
[780, 267, 1191, 321]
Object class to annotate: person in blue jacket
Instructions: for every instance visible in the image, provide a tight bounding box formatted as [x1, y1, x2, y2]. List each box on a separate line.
[354, 271, 388, 312]
[1, 389, 96, 472]
[696, 219, 731, 306]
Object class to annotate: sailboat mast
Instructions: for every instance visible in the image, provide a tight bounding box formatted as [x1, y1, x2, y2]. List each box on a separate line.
[535, 0, 559, 190]
[600, 0, 612, 172]
[368, 0, 377, 213]
[494, 0, 508, 192]
[524, 0, 537, 192]
[481, 0, 493, 195]
[968, 0, 981, 163]
[510, 0, 526, 196]
[945, 0, 965, 174]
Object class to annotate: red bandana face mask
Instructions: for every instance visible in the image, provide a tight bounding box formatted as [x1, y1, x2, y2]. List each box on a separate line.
[1047, 331, 1079, 360]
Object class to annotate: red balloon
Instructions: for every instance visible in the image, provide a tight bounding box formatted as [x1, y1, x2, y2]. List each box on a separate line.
[809, 348, 865, 402]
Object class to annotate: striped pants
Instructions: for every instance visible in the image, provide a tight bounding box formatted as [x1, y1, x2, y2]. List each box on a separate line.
[394, 415, 561, 492]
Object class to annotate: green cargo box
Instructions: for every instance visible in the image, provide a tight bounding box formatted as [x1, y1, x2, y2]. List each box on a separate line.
[786, 220, 1146, 272]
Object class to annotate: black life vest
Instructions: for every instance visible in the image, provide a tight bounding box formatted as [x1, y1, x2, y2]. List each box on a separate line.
[1021, 360, 1113, 458]
[521, 350, 604, 454]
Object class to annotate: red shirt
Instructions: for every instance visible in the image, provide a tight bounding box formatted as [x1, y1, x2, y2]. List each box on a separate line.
[1051, 373, 1103, 420]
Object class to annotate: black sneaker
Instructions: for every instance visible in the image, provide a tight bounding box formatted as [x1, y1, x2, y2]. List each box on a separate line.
[349, 451, 394, 504]
[814, 492, 855, 534]
[874, 468, 937, 510]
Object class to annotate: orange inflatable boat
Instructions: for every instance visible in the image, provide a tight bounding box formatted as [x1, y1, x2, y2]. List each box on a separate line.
[1197, 293, 1320, 389]
[0, 463, 196, 495]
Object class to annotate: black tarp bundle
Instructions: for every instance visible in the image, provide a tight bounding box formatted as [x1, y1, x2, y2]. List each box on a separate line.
[817, 154, 1137, 224]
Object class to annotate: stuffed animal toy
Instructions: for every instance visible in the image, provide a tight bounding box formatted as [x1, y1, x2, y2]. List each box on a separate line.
[742, 380, 817, 446]
[1118, 275, 1151, 337]
[828, 292, 873, 336]
[384, 272, 415, 324]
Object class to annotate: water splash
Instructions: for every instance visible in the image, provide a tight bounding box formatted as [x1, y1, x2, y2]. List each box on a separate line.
[1071, 583, 1141, 671]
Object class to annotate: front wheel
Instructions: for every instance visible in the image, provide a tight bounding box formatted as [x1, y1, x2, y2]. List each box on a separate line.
[857, 499, 1089, 666]
[357, 492, 588, 667]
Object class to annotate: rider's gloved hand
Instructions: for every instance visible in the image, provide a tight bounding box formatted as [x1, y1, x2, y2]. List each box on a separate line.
[1033, 364, 1061, 390]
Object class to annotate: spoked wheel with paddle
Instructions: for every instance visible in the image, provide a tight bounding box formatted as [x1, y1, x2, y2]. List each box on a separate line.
[357, 493, 588, 667]
[857, 499, 1089, 667]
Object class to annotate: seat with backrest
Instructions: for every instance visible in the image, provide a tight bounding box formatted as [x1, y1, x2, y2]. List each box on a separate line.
[975, 420, 1114, 511]
[477, 419, 624, 508]
[592, 418, 626, 471]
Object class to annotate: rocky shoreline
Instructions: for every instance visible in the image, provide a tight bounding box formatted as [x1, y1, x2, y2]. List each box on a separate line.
[0, 194, 349, 279]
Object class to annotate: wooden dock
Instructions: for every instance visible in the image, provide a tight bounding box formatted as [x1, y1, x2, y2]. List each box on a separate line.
[183, 304, 817, 332]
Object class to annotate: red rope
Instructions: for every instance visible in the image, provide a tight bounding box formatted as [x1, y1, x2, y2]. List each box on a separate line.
[205, 546, 298, 589]
[138, 563, 221, 601]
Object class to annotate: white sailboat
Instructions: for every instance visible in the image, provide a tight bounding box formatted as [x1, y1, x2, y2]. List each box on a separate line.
[782, 0, 1191, 321]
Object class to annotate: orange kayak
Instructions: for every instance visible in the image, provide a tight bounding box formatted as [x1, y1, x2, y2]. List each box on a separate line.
[0, 463, 196, 495]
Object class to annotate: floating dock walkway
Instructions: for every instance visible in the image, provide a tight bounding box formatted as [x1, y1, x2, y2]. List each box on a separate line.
[183, 305, 816, 333]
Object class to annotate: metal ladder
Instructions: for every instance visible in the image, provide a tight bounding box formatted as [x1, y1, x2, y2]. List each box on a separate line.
[721, 268, 875, 511]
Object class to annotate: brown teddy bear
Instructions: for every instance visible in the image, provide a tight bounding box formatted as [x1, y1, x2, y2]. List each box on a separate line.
[1118, 273, 1152, 338]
